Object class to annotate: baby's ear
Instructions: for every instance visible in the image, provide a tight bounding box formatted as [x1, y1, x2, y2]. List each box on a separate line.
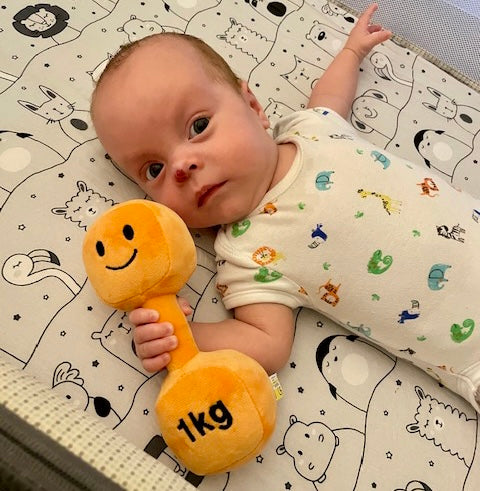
[239, 80, 270, 129]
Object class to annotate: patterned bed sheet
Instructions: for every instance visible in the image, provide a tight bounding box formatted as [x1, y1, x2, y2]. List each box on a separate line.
[1, 1, 479, 489]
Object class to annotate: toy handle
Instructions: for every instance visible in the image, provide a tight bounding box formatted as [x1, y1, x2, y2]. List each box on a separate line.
[143, 294, 199, 372]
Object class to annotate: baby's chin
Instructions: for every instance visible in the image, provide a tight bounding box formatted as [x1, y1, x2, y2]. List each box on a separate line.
[178, 213, 220, 229]
[185, 210, 251, 229]
[184, 217, 228, 229]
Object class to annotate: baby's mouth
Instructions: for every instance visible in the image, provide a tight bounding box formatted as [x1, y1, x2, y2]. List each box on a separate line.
[197, 182, 226, 207]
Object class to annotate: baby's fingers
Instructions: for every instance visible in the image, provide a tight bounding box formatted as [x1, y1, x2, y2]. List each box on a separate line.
[134, 324, 178, 373]
[134, 321, 173, 344]
[370, 28, 392, 45]
[135, 334, 178, 360]
[142, 353, 172, 373]
[368, 24, 383, 33]
[358, 2, 379, 26]
[177, 296, 193, 316]
[129, 300, 191, 327]
[129, 308, 158, 327]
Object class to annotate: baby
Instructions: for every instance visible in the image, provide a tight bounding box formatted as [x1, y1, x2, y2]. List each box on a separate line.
[91, 4, 480, 411]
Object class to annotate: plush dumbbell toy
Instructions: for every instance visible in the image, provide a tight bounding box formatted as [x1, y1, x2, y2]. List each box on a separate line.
[83, 200, 276, 475]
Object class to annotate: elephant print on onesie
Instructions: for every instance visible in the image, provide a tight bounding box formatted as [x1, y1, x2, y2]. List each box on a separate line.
[428, 263, 451, 290]
[315, 170, 335, 190]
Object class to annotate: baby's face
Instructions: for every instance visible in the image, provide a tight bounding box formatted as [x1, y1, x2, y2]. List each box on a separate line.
[92, 39, 278, 228]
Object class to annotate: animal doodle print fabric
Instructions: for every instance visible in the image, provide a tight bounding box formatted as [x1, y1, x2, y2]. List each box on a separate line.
[215, 108, 480, 410]
[1, 0, 480, 489]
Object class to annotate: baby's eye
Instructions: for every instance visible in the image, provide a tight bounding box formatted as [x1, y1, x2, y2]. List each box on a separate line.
[189, 117, 209, 138]
[146, 162, 164, 180]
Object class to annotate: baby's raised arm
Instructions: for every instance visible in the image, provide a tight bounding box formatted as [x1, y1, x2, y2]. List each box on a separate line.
[307, 3, 391, 117]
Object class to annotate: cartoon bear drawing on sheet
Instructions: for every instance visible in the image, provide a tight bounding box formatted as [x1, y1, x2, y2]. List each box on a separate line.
[276, 414, 364, 490]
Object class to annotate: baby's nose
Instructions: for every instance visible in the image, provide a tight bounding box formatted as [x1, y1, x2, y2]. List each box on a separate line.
[174, 163, 197, 183]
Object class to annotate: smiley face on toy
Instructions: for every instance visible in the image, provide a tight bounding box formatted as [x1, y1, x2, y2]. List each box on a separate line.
[83, 200, 196, 310]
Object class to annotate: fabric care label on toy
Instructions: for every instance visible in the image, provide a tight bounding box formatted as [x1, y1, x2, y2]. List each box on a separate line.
[269, 373, 284, 400]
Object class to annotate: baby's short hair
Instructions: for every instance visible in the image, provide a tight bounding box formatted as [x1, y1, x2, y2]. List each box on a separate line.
[92, 32, 240, 104]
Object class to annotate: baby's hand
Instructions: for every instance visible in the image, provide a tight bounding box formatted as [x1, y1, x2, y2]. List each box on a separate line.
[344, 3, 391, 61]
[130, 297, 193, 372]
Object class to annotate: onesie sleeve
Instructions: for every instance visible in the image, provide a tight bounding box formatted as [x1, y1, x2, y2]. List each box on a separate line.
[214, 227, 305, 311]
[273, 107, 355, 141]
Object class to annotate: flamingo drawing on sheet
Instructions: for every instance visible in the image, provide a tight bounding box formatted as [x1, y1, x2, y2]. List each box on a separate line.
[2, 248, 81, 294]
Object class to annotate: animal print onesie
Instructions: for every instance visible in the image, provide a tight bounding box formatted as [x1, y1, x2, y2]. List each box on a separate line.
[214, 108, 480, 411]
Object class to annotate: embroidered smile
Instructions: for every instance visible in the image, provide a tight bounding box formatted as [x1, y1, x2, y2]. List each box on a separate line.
[106, 249, 138, 270]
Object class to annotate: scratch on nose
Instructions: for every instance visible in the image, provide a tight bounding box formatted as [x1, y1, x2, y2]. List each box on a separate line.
[175, 169, 188, 182]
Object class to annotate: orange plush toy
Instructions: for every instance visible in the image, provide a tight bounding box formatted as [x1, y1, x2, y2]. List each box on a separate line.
[82, 200, 276, 475]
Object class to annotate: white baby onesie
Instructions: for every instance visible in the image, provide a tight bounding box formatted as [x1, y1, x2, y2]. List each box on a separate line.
[215, 108, 480, 411]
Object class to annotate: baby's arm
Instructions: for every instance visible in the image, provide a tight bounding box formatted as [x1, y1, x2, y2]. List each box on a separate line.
[132, 301, 294, 375]
[307, 3, 391, 117]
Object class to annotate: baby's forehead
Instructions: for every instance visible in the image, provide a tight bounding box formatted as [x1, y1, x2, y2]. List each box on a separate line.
[124, 36, 201, 69]
[94, 40, 192, 95]
[91, 34, 236, 121]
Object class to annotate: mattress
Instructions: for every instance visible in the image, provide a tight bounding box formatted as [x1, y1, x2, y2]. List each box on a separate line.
[1, 0, 479, 489]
